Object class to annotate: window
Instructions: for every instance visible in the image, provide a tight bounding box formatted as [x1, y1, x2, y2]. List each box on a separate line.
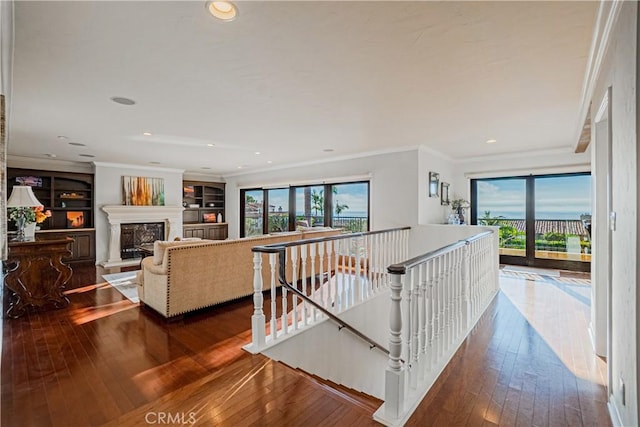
[240, 181, 370, 236]
[471, 172, 591, 272]
[331, 182, 369, 232]
[267, 188, 289, 233]
[242, 190, 264, 237]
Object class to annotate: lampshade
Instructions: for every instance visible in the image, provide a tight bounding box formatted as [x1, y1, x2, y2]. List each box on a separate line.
[7, 186, 43, 207]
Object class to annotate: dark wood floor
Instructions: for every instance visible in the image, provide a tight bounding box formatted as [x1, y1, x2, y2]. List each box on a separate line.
[1, 264, 610, 426]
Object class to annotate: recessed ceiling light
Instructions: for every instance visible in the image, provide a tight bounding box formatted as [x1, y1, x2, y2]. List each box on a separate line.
[267, 160, 273, 164]
[237, 166, 242, 169]
[57, 135, 68, 140]
[206, 1, 238, 21]
[255, 151, 261, 155]
[486, 139, 497, 144]
[110, 96, 136, 106]
[79, 154, 95, 158]
[323, 148, 334, 152]
[207, 143, 215, 147]
[45, 153, 57, 158]
[69, 142, 86, 147]
[143, 132, 152, 136]
[149, 161, 161, 165]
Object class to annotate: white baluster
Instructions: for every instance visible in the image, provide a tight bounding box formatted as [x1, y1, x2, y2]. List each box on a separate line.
[417, 263, 426, 381]
[309, 242, 317, 321]
[250, 252, 266, 349]
[355, 237, 362, 303]
[300, 244, 308, 326]
[280, 250, 288, 336]
[318, 241, 326, 312]
[427, 259, 435, 371]
[410, 267, 419, 390]
[291, 246, 299, 330]
[269, 252, 277, 341]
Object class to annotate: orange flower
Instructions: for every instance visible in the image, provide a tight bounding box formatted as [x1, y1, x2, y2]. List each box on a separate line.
[33, 206, 52, 224]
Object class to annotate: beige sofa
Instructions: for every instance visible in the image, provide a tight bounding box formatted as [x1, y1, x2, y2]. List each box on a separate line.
[140, 229, 341, 318]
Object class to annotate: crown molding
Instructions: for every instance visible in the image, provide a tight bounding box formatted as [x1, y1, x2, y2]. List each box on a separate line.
[454, 147, 582, 164]
[92, 161, 184, 174]
[418, 144, 453, 162]
[7, 155, 93, 173]
[573, 0, 623, 152]
[183, 171, 226, 182]
[222, 145, 422, 178]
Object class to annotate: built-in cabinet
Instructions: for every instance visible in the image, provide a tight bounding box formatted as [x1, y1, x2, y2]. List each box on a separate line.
[182, 180, 227, 239]
[7, 168, 95, 263]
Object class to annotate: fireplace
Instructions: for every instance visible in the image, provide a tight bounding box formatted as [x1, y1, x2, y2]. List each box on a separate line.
[101, 205, 184, 267]
[120, 222, 164, 259]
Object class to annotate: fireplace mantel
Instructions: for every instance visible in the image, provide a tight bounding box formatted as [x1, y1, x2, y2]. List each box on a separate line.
[101, 205, 184, 267]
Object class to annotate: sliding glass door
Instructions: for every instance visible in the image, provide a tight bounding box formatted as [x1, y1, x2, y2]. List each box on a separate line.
[472, 173, 591, 272]
[474, 178, 527, 263]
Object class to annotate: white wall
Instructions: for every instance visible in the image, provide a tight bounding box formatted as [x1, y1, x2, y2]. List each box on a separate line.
[409, 224, 496, 258]
[418, 147, 455, 225]
[590, 3, 638, 425]
[93, 162, 184, 265]
[224, 149, 433, 239]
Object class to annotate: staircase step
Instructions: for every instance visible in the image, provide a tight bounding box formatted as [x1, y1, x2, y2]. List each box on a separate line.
[297, 368, 382, 414]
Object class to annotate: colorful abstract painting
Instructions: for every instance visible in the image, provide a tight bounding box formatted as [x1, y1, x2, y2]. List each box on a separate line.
[122, 176, 165, 206]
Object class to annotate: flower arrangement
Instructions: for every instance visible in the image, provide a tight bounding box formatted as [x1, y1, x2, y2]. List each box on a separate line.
[450, 198, 469, 211]
[8, 207, 36, 224]
[34, 206, 52, 224]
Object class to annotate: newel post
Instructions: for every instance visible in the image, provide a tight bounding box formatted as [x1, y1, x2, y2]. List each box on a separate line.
[250, 252, 266, 349]
[385, 269, 405, 418]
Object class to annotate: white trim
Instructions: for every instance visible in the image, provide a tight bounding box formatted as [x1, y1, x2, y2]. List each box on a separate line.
[463, 163, 590, 179]
[417, 144, 453, 162]
[92, 161, 185, 174]
[595, 92, 610, 123]
[454, 147, 577, 164]
[574, 0, 623, 152]
[608, 400, 623, 426]
[223, 145, 421, 178]
[236, 173, 373, 190]
[8, 155, 94, 173]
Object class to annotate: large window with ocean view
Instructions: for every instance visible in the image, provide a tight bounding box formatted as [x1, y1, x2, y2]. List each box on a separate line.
[471, 172, 591, 272]
[240, 181, 370, 237]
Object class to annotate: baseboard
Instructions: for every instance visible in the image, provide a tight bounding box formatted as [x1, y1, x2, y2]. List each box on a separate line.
[608, 399, 623, 426]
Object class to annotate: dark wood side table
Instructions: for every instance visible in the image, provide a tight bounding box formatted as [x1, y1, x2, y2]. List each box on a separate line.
[4, 236, 73, 318]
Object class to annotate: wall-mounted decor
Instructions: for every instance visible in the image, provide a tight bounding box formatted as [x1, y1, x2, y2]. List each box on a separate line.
[429, 172, 440, 198]
[123, 176, 165, 206]
[441, 182, 450, 205]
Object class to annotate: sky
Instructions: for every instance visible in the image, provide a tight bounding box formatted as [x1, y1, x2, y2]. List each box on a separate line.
[476, 175, 591, 220]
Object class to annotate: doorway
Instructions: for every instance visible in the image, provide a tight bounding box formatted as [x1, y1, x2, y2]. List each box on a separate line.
[471, 173, 592, 272]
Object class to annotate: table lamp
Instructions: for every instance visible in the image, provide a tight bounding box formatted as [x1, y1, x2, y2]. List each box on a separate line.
[7, 186, 43, 241]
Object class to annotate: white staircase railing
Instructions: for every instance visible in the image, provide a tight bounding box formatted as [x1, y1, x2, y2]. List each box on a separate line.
[375, 230, 499, 426]
[244, 227, 410, 353]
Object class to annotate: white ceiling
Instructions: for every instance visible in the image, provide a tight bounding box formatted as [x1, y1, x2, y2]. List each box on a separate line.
[10, 1, 597, 177]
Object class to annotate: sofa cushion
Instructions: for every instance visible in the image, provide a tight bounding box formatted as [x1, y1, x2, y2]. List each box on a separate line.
[153, 238, 204, 265]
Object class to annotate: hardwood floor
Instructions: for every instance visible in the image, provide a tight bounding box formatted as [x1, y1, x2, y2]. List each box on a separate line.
[1, 264, 610, 426]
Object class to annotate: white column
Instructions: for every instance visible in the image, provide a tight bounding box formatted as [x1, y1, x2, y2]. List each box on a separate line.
[107, 222, 122, 264]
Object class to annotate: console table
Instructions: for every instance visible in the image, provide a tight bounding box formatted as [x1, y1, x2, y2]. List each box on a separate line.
[4, 237, 73, 318]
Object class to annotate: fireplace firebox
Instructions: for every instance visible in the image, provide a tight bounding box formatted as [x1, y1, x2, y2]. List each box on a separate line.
[120, 222, 164, 259]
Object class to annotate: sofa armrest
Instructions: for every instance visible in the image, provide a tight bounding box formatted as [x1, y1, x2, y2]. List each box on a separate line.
[142, 256, 167, 275]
